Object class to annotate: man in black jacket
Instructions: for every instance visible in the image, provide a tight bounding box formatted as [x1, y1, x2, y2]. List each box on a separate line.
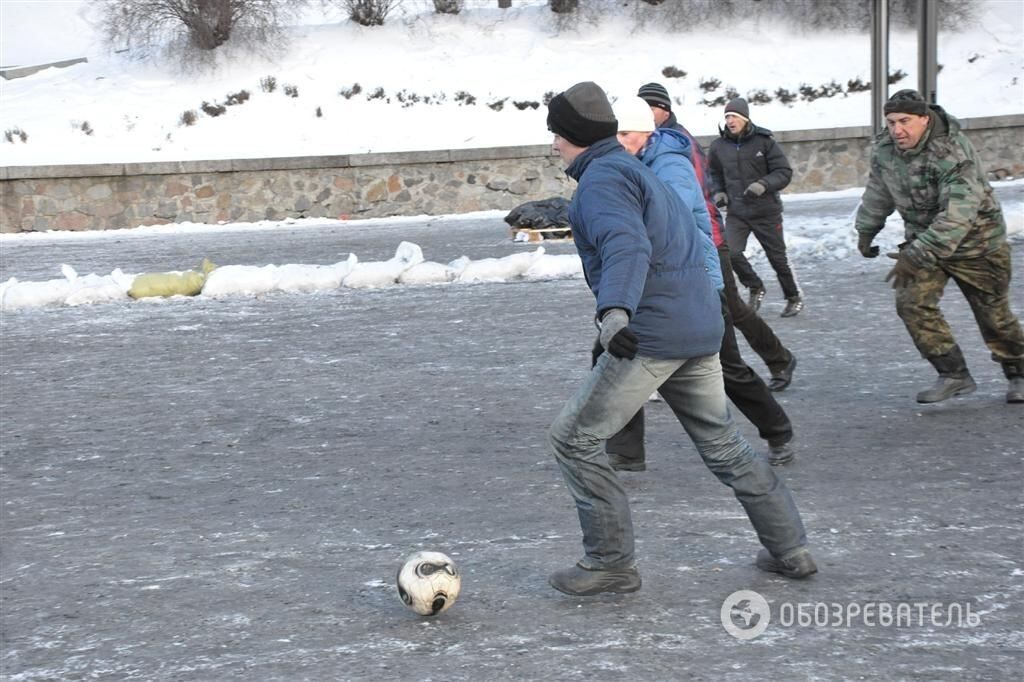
[709, 98, 803, 317]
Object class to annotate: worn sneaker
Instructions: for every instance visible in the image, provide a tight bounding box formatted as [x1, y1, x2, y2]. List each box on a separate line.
[748, 286, 767, 311]
[768, 354, 797, 392]
[768, 443, 795, 466]
[548, 563, 642, 596]
[916, 375, 977, 403]
[756, 548, 818, 579]
[780, 296, 804, 318]
[1008, 377, 1024, 404]
[607, 454, 646, 472]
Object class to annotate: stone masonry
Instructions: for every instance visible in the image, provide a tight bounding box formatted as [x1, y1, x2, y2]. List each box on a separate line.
[1, 116, 1021, 233]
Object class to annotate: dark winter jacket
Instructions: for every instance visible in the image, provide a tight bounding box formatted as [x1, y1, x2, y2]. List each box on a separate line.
[637, 128, 724, 291]
[855, 105, 1006, 260]
[565, 137, 724, 360]
[708, 122, 792, 220]
[660, 112, 726, 247]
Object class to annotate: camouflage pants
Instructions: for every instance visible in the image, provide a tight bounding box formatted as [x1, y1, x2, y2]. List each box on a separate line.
[895, 243, 1024, 371]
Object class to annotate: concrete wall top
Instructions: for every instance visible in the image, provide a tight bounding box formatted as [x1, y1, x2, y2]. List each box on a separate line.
[3, 115, 1021, 182]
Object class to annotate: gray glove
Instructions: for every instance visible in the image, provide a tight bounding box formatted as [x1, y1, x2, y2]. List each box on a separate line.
[713, 192, 729, 208]
[884, 241, 936, 289]
[599, 308, 638, 359]
[857, 233, 880, 258]
[744, 181, 767, 197]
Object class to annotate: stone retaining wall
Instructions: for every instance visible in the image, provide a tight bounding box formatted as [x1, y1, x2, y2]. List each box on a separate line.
[1, 115, 1021, 233]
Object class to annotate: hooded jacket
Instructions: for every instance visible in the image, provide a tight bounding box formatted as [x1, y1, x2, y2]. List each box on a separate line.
[565, 137, 724, 359]
[708, 122, 792, 220]
[638, 128, 724, 291]
[855, 105, 1006, 260]
[659, 112, 726, 247]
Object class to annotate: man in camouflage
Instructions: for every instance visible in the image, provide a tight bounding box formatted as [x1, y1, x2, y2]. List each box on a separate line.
[855, 89, 1024, 404]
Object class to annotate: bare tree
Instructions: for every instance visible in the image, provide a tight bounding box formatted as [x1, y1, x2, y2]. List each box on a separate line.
[338, 0, 400, 26]
[432, 0, 463, 15]
[549, 0, 577, 13]
[98, 0, 306, 58]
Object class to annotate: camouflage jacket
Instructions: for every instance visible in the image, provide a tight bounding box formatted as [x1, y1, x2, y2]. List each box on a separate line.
[855, 106, 1005, 260]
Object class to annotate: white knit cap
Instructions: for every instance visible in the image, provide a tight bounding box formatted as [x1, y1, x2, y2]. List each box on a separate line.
[614, 96, 656, 133]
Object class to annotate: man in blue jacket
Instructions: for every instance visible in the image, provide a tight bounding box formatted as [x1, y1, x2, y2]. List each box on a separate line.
[544, 82, 816, 597]
[638, 82, 797, 390]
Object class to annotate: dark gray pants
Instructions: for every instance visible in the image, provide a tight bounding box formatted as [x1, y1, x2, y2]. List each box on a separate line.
[727, 213, 800, 300]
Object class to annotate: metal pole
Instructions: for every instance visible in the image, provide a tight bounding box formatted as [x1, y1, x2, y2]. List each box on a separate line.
[871, 0, 889, 133]
[918, 0, 939, 103]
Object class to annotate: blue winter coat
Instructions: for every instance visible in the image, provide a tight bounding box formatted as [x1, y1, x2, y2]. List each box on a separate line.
[638, 129, 724, 291]
[565, 137, 724, 360]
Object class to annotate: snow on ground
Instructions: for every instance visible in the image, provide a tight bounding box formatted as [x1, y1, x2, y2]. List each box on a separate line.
[1, 0, 1021, 166]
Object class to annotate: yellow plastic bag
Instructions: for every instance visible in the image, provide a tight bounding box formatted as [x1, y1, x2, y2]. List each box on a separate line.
[128, 258, 217, 299]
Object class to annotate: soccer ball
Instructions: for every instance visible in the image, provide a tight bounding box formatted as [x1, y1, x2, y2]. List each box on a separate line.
[396, 551, 461, 616]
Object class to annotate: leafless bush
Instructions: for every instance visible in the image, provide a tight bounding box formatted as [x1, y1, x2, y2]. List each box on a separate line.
[283, 84, 299, 98]
[201, 100, 227, 116]
[260, 75, 277, 92]
[888, 69, 908, 85]
[180, 109, 198, 125]
[338, 0, 399, 27]
[699, 77, 721, 93]
[339, 83, 362, 99]
[4, 127, 28, 143]
[432, 0, 463, 14]
[662, 66, 686, 79]
[225, 89, 250, 105]
[96, 0, 308, 67]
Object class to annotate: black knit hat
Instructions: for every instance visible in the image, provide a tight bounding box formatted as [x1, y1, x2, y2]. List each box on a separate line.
[637, 82, 672, 111]
[883, 89, 929, 116]
[546, 81, 618, 148]
[724, 97, 750, 120]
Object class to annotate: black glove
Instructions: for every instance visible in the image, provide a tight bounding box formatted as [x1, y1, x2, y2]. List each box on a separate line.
[857, 233, 880, 258]
[713, 192, 729, 208]
[599, 309, 638, 360]
[744, 181, 767, 197]
[884, 242, 935, 289]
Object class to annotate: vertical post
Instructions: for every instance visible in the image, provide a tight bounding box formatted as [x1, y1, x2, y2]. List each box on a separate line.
[918, 0, 939, 103]
[870, 0, 889, 133]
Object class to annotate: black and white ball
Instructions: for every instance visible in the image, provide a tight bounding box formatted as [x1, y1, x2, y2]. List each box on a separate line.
[396, 551, 461, 616]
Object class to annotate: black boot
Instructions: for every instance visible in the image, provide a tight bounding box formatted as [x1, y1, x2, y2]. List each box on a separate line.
[918, 347, 976, 404]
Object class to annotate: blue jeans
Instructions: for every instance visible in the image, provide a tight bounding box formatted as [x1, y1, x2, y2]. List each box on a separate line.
[549, 352, 807, 570]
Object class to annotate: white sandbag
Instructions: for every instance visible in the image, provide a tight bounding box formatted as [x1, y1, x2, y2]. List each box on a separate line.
[276, 254, 357, 293]
[65, 269, 132, 306]
[524, 253, 584, 280]
[398, 261, 458, 285]
[343, 241, 424, 289]
[202, 264, 280, 298]
[0, 276, 72, 311]
[457, 247, 545, 283]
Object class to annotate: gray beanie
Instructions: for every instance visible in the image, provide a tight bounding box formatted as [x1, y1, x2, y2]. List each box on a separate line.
[546, 81, 618, 148]
[724, 97, 750, 120]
